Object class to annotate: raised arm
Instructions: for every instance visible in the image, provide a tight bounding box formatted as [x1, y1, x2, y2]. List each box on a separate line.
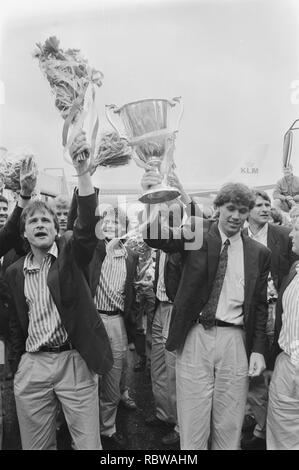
[140, 170, 201, 253]
[0, 156, 37, 256]
[273, 179, 285, 201]
[68, 131, 98, 266]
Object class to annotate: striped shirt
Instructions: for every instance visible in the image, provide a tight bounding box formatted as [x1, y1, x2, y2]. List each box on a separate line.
[95, 241, 127, 311]
[24, 243, 68, 352]
[279, 269, 299, 365]
[156, 251, 170, 303]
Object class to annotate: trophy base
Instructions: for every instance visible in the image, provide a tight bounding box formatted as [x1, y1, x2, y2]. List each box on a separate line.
[139, 186, 180, 204]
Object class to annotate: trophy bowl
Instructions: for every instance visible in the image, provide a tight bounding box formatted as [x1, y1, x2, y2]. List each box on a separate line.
[105, 97, 183, 204]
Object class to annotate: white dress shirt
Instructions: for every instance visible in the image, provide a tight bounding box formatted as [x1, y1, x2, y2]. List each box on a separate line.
[247, 223, 268, 247]
[215, 228, 245, 325]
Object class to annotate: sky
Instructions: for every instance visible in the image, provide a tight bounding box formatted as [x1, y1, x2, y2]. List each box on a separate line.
[1, 0, 299, 193]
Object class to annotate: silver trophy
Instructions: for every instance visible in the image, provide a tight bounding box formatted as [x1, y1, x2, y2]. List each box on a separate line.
[105, 97, 183, 203]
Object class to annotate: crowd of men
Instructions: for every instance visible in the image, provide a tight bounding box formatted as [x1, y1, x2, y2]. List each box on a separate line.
[0, 132, 299, 450]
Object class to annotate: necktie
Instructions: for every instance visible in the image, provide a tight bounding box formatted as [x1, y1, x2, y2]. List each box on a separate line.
[200, 238, 230, 329]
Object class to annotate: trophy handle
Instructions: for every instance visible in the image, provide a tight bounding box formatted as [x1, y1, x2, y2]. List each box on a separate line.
[105, 104, 127, 139]
[169, 96, 184, 133]
[283, 130, 293, 168]
[283, 118, 299, 167]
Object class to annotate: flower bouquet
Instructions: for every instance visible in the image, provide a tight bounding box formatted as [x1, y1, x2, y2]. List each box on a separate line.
[92, 131, 132, 171]
[33, 36, 103, 167]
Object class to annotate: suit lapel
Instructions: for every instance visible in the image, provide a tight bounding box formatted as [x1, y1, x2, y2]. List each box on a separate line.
[279, 262, 298, 296]
[47, 257, 62, 313]
[267, 225, 280, 286]
[275, 263, 298, 322]
[90, 241, 106, 296]
[14, 262, 29, 333]
[243, 234, 258, 304]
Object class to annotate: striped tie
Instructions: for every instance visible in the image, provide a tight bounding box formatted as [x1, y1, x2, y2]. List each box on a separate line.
[200, 238, 230, 329]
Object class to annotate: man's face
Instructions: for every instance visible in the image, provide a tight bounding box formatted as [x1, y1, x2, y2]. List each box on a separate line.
[283, 165, 293, 178]
[24, 209, 57, 251]
[0, 201, 8, 229]
[101, 214, 126, 240]
[249, 196, 271, 227]
[56, 208, 69, 234]
[290, 218, 299, 254]
[218, 201, 249, 237]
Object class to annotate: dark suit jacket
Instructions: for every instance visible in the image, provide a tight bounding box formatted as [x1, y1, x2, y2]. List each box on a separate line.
[5, 193, 113, 376]
[88, 241, 139, 340]
[268, 261, 299, 370]
[243, 223, 298, 291]
[153, 250, 182, 304]
[145, 217, 271, 357]
[0, 205, 27, 337]
[0, 205, 24, 257]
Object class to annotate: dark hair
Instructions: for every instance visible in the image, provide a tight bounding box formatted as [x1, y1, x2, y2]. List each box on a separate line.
[214, 182, 255, 209]
[0, 195, 8, 205]
[251, 189, 271, 204]
[20, 200, 59, 235]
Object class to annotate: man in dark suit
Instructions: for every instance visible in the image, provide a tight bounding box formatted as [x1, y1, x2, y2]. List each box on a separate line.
[5, 132, 113, 450]
[266, 218, 299, 449]
[241, 189, 297, 449]
[0, 159, 37, 450]
[142, 172, 270, 450]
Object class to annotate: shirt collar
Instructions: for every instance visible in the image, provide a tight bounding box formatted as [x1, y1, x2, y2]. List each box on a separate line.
[218, 225, 241, 245]
[23, 242, 58, 273]
[105, 239, 128, 258]
[247, 223, 268, 240]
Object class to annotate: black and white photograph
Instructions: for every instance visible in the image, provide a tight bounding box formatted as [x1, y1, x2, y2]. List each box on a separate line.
[0, 0, 299, 452]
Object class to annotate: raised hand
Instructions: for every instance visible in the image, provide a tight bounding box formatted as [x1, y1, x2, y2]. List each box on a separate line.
[167, 170, 183, 191]
[167, 169, 191, 205]
[141, 169, 162, 191]
[69, 130, 90, 175]
[20, 156, 38, 196]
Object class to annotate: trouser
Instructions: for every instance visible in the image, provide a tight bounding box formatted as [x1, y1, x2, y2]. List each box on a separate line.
[267, 352, 299, 450]
[140, 289, 156, 367]
[246, 304, 275, 439]
[176, 323, 249, 450]
[247, 376, 268, 439]
[119, 349, 129, 396]
[99, 314, 128, 436]
[14, 350, 101, 450]
[151, 301, 178, 428]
